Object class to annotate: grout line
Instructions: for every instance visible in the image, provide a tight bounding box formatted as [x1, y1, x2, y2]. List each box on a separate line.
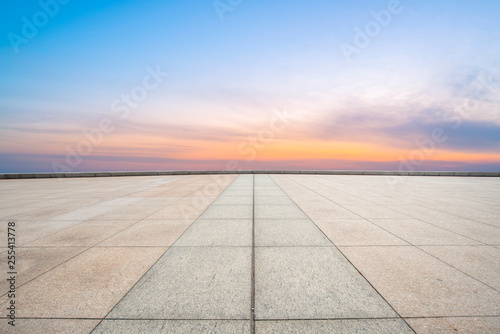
[270, 174, 418, 334]
[3, 315, 500, 321]
[88, 175, 238, 333]
[250, 174, 256, 334]
[282, 175, 500, 292]
[10, 244, 499, 249]
[15, 176, 193, 248]
[0, 245, 92, 299]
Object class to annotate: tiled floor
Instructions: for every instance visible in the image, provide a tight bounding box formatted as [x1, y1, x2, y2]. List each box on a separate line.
[0, 174, 499, 333]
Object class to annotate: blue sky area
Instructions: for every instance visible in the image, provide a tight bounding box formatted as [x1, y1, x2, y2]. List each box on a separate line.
[1, 0, 499, 172]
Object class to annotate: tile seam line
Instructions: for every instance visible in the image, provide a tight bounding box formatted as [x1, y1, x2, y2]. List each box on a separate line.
[362, 219, 500, 293]
[15, 175, 192, 248]
[88, 174, 238, 333]
[270, 174, 417, 334]
[4, 314, 500, 321]
[255, 315, 500, 320]
[251, 174, 256, 334]
[0, 245, 92, 299]
[284, 175, 500, 299]
[4, 176, 203, 297]
[293, 176, 497, 280]
[309, 175, 500, 231]
[303, 175, 492, 230]
[367, 200, 494, 245]
[11, 244, 499, 249]
[92, 176, 208, 248]
[281, 175, 410, 247]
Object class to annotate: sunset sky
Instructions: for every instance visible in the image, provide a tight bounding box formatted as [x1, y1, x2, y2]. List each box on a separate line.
[1, 0, 499, 172]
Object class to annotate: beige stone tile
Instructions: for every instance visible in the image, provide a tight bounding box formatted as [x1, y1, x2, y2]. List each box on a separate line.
[471, 218, 500, 228]
[4, 319, 99, 334]
[368, 219, 481, 245]
[0, 247, 167, 318]
[174, 219, 252, 246]
[130, 197, 182, 207]
[339, 204, 409, 219]
[256, 319, 414, 333]
[429, 218, 500, 245]
[25, 219, 139, 246]
[173, 196, 218, 207]
[0, 246, 87, 294]
[93, 319, 249, 333]
[420, 245, 500, 291]
[1, 220, 85, 247]
[146, 205, 206, 220]
[405, 316, 500, 334]
[313, 218, 408, 246]
[156, 190, 198, 197]
[107, 247, 251, 319]
[94, 206, 161, 220]
[340, 246, 500, 317]
[296, 204, 359, 219]
[13, 205, 84, 220]
[99, 220, 194, 246]
[50, 206, 126, 221]
[255, 247, 397, 319]
[390, 205, 467, 220]
[0, 206, 45, 220]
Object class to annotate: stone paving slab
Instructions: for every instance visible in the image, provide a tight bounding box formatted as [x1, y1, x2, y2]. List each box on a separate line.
[0, 247, 167, 318]
[313, 218, 408, 246]
[0, 246, 87, 294]
[405, 316, 500, 334]
[420, 245, 500, 291]
[106, 246, 251, 319]
[255, 246, 398, 319]
[254, 205, 308, 219]
[24, 219, 140, 247]
[198, 204, 253, 220]
[5, 319, 100, 334]
[339, 246, 500, 317]
[93, 320, 250, 333]
[174, 219, 252, 246]
[98, 219, 195, 247]
[255, 219, 331, 246]
[255, 319, 414, 333]
[1, 220, 86, 247]
[367, 218, 482, 245]
[1, 174, 499, 333]
[425, 218, 500, 245]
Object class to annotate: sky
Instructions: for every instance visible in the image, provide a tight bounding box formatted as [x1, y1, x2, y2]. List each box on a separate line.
[1, 0, 499, 172]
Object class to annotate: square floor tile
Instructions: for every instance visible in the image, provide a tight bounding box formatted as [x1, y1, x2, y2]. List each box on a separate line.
[255, 247, 397, 319]
[340, 246, 500, 317]
[107, 247, 251, 319]
[0, 247, 167, 318]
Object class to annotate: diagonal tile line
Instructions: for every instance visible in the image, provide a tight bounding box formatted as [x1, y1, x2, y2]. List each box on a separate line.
[251, 174, 256, 334]
[0, 176, 213, 299]
[269, 174, 417, 334]
[3, 314, 500, 321]
[15, 175, 192, 248]
[305, 175, 499, 243]
[89, 174, 238, 333]
[281, 175, 500, 293]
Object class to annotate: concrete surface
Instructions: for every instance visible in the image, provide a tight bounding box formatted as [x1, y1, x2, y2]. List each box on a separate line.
[0, 174, 499, 333]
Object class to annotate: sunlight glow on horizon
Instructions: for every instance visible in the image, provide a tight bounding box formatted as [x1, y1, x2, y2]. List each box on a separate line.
[1, 0, 499, 172]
